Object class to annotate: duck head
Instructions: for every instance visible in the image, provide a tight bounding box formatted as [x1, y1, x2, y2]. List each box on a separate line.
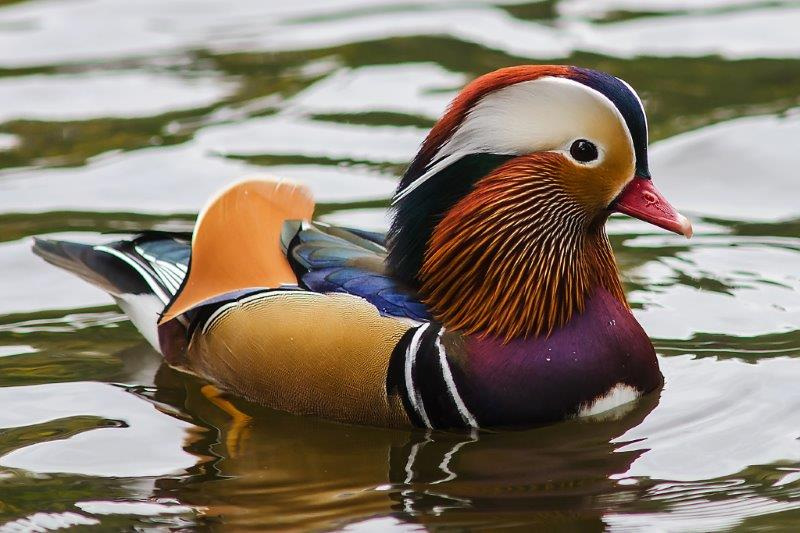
[387, 65, 691, 341]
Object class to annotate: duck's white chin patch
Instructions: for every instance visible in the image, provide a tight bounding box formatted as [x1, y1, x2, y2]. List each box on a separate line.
[577, 383, 641, 418]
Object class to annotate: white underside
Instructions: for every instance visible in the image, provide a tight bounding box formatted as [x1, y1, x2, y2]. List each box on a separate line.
[114, 294, 164, 353]
[577, 383, 641, 418]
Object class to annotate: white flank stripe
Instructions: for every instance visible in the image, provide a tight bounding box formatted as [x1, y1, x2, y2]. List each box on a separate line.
[404, 323, 432, 428]
[201, 290, 312, 335]
[200, 303, 237, 335]
[435, 330, 479, 428]
[95, 246, 170, 304]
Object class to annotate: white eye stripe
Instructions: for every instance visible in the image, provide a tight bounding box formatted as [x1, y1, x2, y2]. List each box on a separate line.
[440, 77, 633, 160]
[394, 76, 635, 203]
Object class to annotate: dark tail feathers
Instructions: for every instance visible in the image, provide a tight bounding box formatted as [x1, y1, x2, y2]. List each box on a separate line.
[32, 237, 154, 297]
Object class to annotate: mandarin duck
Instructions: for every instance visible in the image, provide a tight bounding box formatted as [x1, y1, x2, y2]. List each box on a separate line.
[33, 65, 692, 429]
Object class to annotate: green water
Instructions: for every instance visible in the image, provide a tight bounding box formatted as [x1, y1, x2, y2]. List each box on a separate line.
[1, 0, 800, 530]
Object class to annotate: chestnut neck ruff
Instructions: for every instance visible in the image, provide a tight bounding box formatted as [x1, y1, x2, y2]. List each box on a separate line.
[417, 154, 627, 341]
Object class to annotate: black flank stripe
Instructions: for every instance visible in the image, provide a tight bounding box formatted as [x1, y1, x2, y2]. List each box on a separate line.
[413, 326, 468, 429]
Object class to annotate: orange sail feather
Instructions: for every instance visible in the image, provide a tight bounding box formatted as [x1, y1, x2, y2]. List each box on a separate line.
[159, 177, 315, 324]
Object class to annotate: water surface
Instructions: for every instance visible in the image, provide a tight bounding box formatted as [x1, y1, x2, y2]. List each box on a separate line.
[1, 0, 799, 530]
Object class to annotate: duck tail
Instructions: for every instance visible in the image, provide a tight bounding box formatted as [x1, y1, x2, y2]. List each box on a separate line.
[32, 177, 315, 354]
[32, 233, 190, 351]
[33, 238, 142, 296]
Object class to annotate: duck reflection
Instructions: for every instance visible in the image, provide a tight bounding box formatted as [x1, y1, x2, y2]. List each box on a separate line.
[132, 355, 659, 531]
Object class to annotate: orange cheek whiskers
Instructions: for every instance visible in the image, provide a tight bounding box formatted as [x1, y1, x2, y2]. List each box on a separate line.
[419, 153, 627, 341]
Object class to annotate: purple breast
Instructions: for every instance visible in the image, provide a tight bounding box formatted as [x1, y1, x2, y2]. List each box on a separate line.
[452, 288, 663, 426]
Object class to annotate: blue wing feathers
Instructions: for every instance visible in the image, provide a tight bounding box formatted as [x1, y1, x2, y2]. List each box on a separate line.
[301, 267, 430, 321]
[286, 222, 430, 321]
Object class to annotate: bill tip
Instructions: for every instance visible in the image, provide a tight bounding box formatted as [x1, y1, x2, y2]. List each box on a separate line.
[679, 214, 693, 239]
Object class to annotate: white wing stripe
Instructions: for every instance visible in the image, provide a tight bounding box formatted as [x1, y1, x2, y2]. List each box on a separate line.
[154, 260, 184, 289]
[95, 246, 170, 304]
[150, 263, 179, 292]
[134, 245, 188, 290]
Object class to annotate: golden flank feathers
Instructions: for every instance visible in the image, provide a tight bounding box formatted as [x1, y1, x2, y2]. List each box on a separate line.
[420, 153, 626, 341]
[185, 291, 413, 428]
[160, 178, 315, 323]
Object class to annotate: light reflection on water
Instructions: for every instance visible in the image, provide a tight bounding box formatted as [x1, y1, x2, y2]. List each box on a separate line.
[1, 0, 799, 530]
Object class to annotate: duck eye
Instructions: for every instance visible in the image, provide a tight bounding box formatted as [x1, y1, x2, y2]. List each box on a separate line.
[569, 139, 598, 163]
